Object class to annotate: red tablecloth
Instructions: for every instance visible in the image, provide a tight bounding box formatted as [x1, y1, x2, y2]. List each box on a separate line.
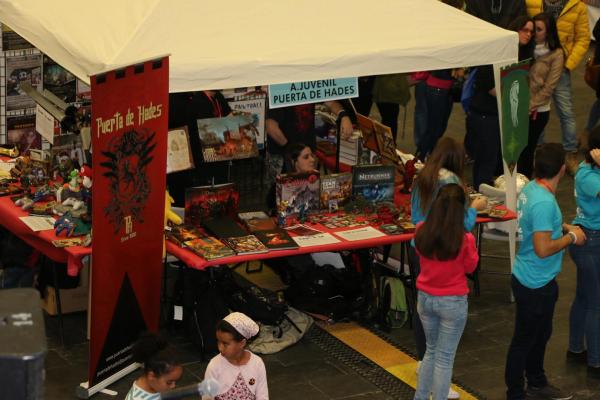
[315, 150, 352, 173]
[0, 196, 91, 276]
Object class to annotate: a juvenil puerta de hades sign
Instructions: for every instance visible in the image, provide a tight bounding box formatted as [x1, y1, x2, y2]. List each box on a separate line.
[268, 77, 358, 108]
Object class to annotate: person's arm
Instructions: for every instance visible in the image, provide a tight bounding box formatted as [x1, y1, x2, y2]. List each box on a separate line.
[462, 233, 479, 274]
[324, 100, 353, 139]
[265, 118, 288, 147]
[254, 358, 269, 400]
[581, 149, 600, 197]
[564, 4, 591, 71]
[533, 225, 585, 258]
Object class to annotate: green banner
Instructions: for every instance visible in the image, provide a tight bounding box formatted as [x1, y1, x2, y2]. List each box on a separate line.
[500, 60, 530, 173]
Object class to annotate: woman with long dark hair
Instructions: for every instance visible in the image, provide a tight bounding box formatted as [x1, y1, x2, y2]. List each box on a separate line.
[410, 137, 486, 399]
[413, 184, 479, 400]
[517, 13, 564, 178]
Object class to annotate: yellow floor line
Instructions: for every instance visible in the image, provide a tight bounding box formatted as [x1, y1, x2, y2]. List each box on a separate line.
[319, 321, 478, 400]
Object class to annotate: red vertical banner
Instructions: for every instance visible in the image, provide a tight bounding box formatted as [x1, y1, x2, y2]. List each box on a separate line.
[89, 58, 168, 387]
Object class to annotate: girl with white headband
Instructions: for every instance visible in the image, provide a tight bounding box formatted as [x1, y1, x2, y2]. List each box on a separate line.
[203, 312, 268, 400]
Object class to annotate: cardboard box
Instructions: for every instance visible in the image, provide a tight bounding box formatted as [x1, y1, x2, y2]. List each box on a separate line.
[41, 263, 89, 315]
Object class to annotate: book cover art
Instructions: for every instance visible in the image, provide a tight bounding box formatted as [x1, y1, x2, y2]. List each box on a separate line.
[197, 114, 260, 162]
[357, 113, 379, 152]
[372, 119, 399, 163]
[254, 229, 299, 251]
[352, 164, 395, 203]
[184, 183, 239, 226]
[167, 224, 202, 246]
[276, 172, 320, 218]
[225, 235, 268, 255]
[184, 236, 235, 260]
[244, 217, 277, 232]
[320, 172, 352, 211]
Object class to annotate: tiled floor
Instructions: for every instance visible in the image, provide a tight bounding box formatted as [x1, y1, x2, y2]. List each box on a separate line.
[41, 45, 599, 399]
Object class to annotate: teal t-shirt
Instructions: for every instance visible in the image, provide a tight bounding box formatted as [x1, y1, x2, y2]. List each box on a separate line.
[514, 181, 564, 289]
[410, 168, 476, 230]
[573, 162, 600, 230]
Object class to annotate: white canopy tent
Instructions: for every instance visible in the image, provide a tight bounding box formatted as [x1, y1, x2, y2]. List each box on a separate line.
[1, 0, 521, 394]
[0, 0, 518, 92]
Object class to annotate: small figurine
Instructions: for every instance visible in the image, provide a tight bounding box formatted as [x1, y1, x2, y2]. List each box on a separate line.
[54, 213, 91, 237]
[298, 203, 307, 224]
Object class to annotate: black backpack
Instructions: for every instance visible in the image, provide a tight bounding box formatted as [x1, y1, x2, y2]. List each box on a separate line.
[228, 285, 288, 329]
[182, 266, 233, 357]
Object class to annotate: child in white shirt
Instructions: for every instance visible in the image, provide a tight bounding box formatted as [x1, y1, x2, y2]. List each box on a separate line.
[204, 312, 268, 400]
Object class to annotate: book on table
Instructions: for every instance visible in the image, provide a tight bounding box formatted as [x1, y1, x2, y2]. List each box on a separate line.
[203, 216, 267, 255]
[320, 172, 352, 211]
[276, 171, 320, 219]
[254, 229, 299, 250]
[352, 164, 395, 203]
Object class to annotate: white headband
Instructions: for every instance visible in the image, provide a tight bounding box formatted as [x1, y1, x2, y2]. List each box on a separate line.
[223, 312, 259, 340]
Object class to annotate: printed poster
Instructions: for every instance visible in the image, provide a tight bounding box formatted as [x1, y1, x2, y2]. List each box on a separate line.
[43, 55, 77, 103]
[197, 113, 260, 162]
[89, 57, 169, 387]
[1, 24, 33, 50]
[222, 87, 267, 149]
[6, 54, 42, 111]
[7, 114, 41, 154]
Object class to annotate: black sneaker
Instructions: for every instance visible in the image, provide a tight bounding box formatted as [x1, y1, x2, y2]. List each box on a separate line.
[588, 365, 600, 379]
[566, 349, 587, 364]
[526, 384, 573, 400]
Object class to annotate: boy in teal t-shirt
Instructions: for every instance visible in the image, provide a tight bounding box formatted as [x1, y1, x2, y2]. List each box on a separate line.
[573, 161, 600, 230]
[505, 144, 586, 400]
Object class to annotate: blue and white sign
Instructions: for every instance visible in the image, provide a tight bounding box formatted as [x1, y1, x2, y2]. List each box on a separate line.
[268, 77, 358, 109]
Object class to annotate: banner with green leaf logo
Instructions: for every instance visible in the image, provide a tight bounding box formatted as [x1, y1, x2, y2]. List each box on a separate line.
[500, 60, 530, 173]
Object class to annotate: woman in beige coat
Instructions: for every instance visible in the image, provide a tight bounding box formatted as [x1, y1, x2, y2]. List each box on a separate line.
[517, 12, 564, 178]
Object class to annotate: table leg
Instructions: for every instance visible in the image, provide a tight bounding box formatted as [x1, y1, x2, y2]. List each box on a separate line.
[50, 258, 65, 346]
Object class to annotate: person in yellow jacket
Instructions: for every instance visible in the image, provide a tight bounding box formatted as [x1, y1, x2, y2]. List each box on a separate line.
[526, 0, 590, 174]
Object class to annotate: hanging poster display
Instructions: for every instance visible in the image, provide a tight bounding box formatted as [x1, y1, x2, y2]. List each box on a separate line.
[5, 54, 42, 111]
[7, 114, 41, 154]
[222, 87, 267, 149]
[500, 60, 530, 173]
[1, 24, 33, 50]
[43, 55, 77, 103]
[84, 57, 168, 395]
[197, 113, 260, 162]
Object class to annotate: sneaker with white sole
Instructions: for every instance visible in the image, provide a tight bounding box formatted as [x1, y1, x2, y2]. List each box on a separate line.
[447, 387, 460, 399]
[415, 361, 460, 399]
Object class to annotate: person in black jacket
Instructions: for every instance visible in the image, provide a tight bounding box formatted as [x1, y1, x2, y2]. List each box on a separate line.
[468, 16, 534, 190]
[465, 0, 527, 28]
[583, 19, 600, 149]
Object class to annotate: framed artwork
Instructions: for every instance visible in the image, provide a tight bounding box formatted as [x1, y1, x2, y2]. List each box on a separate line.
[167, 126, 194, 174]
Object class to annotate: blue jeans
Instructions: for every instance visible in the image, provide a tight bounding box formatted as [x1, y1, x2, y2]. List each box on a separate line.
[415, 291, 468, 400]
[413, 81, 428, 157]
[569, 228, 600, 366]
[417, 86, 453, 158]
[586, 99, 600, 132]
[552, 70, 577, 152]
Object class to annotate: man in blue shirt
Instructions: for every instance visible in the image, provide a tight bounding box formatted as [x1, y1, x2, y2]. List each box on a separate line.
[505, 143, 586, 400]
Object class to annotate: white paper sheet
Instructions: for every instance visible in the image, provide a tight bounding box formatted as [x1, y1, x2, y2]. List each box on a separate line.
[19, 216, 55, 231]
[292, 233, 340, 247]
[333, 226, 386, 241]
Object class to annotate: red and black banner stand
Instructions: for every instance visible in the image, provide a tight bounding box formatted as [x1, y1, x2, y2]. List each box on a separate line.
[77, 57, 169, 398]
